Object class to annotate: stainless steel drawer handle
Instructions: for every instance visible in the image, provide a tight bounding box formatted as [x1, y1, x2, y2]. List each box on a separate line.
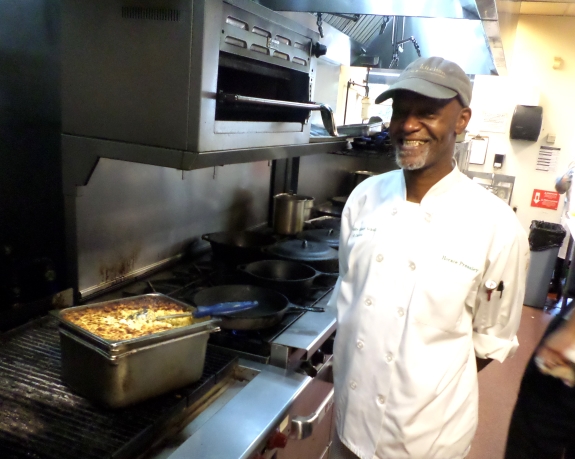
[290, 387, 334, 440]
[218, 92, 339, 137]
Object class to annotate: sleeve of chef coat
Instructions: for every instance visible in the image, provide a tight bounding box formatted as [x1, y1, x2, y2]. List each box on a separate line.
[327, 206, 352, 309]
[472, 223, 530, 362]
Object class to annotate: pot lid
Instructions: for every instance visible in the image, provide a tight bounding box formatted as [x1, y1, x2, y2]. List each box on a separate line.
[297, 229, 340, 248]
[266, 239, 338, 261]
[308, 217, 341, 230]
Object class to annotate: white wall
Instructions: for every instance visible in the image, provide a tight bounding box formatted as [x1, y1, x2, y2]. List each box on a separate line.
[467, 15, 575, 234]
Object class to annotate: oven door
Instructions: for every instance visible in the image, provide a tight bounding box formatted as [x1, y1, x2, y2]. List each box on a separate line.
[277, 357, 335, 459]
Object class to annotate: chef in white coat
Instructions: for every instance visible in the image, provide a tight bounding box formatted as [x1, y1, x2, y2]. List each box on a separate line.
[328, 56, 529, 459]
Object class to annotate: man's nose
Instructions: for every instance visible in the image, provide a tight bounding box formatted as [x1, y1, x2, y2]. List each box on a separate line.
[398, 113, 421, 132]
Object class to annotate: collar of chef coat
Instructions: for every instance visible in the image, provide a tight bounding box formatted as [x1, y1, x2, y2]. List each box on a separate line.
[392, 161, 463, 211]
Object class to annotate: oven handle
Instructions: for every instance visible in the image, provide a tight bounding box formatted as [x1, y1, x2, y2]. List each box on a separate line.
[218, 92, 339, 137]
[289, 386, 334, 440]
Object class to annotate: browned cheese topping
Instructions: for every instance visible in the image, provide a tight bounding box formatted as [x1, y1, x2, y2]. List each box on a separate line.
[63, 299, 201, 341]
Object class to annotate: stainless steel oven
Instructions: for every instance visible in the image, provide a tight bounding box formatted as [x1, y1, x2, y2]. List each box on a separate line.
[62, 0, 335, 154]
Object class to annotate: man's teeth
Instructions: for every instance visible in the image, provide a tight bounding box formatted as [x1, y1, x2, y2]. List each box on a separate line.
[403, 140, 426, 146]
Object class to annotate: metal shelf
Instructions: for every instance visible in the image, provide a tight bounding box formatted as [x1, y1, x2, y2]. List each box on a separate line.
[61, 134, 349, 194]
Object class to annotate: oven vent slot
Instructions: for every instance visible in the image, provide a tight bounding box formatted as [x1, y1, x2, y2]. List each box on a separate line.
[293, 57, 307, 66]
[225, 36, 247, 48]
[275, 35, 291, 46]
[226, 16, 248, 30]
[251, 44, 270, 55]
[121, 7, 180, 21]
[273, 50, 289, 61]
[252, 26, 271, 38]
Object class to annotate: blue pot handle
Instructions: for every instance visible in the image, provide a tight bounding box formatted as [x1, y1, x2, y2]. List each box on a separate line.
[193, 300, 259, 318]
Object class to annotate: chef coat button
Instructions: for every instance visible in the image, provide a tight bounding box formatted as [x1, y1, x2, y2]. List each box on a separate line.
[425, 213, 432, 223]
[350, 381, 357, 390]
[391, 208, 397, 216]
[356, 340, 364, 349]
[376, 254, 384, 262]
[408, 262, 416, 271]
[364, 298, 372, 306]
[377, 395, 386, 405]
[397, 307, 405, 317]
[385, 353, 393, 363]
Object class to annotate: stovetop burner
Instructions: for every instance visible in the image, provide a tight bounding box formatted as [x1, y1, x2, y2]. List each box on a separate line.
[112, 253, 336, 361]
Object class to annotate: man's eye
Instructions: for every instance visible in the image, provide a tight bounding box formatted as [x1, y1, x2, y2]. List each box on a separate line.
[419, 109, 437, 117]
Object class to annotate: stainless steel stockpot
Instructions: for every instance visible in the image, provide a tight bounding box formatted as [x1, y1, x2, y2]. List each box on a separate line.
[273, 193, 314, 235]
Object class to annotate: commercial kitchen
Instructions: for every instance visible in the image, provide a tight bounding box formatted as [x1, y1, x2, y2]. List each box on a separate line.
[2, 1, 575, 458]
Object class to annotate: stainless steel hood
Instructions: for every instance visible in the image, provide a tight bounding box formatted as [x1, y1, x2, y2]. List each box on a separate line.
[252, 0, 520, 75]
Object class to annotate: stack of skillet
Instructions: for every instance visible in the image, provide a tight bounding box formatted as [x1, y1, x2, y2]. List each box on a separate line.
[195, 227, 341, 331]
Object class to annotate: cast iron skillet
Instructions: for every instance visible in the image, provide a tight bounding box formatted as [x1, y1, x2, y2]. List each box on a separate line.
[202, 231, 277, 264]
[187, 285, 291, 330]
[237, 259, 334, 301]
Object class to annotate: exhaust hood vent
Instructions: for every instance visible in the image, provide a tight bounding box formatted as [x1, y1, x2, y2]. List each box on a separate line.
[254, 0, 520, 76]
[121, 7, 180, 21]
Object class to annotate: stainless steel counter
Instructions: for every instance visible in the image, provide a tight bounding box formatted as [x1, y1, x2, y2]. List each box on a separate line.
[150, 306, 338, 459]
[151, 360, 311, 459]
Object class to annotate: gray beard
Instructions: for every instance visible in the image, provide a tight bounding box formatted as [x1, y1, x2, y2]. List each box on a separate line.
[394, 145, 430, 171]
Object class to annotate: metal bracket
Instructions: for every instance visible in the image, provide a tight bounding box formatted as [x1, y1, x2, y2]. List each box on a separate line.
[61, 147, 99, 196]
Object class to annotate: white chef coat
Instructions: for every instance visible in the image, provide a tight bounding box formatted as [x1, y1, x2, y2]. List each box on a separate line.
[328, 165, 529, 459]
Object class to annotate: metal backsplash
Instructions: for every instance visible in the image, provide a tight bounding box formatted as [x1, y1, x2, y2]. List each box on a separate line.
[75, 159, 271, 298]
[297, 153, 397, 203]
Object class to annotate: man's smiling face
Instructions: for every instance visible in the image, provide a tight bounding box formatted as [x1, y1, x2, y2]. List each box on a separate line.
[389, 91, 471, 172]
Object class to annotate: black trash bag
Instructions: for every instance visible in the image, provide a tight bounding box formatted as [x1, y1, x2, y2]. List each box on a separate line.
[528, 220, 566, 251]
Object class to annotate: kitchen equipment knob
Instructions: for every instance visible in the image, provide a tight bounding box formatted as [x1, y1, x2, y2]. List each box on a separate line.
[312, 42, 328, 58]
[267, 430, 288, 449]
[311, 349, 325, 366]
[298, 360, 318, 378]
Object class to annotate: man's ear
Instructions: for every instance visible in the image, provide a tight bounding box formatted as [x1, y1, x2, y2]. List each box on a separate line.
[455, 107, 472, 134]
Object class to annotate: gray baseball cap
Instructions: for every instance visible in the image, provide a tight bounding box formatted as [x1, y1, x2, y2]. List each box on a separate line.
[374, 56, 472, 107]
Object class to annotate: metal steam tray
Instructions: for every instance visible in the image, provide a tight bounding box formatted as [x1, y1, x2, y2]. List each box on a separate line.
[52, 294, 220, 408]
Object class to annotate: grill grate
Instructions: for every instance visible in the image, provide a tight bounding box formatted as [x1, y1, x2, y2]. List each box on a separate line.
[0, 318, 237, 459]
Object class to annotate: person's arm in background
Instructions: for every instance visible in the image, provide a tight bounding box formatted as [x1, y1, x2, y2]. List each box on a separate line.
[555, 166, 574, 195]
[536, 311, 575, 370]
